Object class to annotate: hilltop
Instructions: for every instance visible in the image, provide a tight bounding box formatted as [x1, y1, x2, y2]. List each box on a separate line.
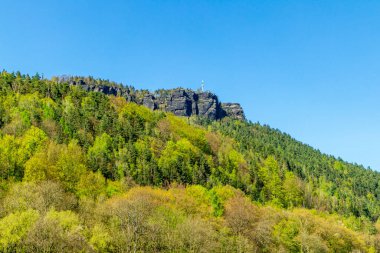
[63, 76, 245, 120]
[0, 70, 379, 252]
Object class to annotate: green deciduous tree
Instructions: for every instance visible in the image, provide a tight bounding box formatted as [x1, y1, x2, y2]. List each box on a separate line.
[0, 210, 39, 252]
[258, 156, 284, 206]
[56, 140, 87, 192]
[88, 133, 115, 179]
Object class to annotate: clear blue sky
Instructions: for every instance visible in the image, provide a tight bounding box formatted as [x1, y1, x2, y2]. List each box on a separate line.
[1, 0, 380, 170]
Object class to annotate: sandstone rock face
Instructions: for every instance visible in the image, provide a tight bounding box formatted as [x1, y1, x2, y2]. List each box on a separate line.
[197, 92, 219, 120]
[162, 89, 193, 117]
[221, 103, 245, 121]
[70, 80, 245, 120]
[71, 80, 134, 101]
[142, 94, 157, 110]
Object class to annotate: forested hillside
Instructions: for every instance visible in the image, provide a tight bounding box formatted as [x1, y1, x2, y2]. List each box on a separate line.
[0, 70, 380, 252]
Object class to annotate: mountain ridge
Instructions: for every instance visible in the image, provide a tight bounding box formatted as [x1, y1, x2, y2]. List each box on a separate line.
[67, 77, 245, 120]
[1, 70, 380, 252]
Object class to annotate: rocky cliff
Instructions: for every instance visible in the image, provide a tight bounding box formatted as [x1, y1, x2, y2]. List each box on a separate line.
[70, 80, 245, 120]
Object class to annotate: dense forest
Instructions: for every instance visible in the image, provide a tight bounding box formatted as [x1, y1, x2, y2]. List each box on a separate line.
[0, 70, 380, 252]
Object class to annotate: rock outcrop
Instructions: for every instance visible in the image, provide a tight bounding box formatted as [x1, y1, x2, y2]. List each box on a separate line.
[70, 80, 245, 120]
[221, 103, 245, 121]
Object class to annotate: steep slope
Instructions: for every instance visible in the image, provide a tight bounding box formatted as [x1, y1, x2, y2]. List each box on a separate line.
[0, 70, 379, 252]
[204, 119, 380, 220]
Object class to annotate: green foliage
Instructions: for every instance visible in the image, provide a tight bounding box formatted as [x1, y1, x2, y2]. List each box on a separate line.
[0, 209, 39, 252]
[89, 224, 112, 252]
[283, 171, 304, 208]
[88, 133, 114, 178]
[273, 218, 301, 252]
[158, 138, 208, 185]
[23, 209, 89, 252]
[0, 71, 379, 252]
[76, 171, 106, 200]
[19, 126, 48, 160]
[56, 140, 87, 192]
[206, 118, 380, 221]
[258, 156, 284, 206]
[2, 181, 75, 214]
[0, 134, 20, 179]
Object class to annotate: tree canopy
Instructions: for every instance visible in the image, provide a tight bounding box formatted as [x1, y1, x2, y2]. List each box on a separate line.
[0, 70, 379, 252]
